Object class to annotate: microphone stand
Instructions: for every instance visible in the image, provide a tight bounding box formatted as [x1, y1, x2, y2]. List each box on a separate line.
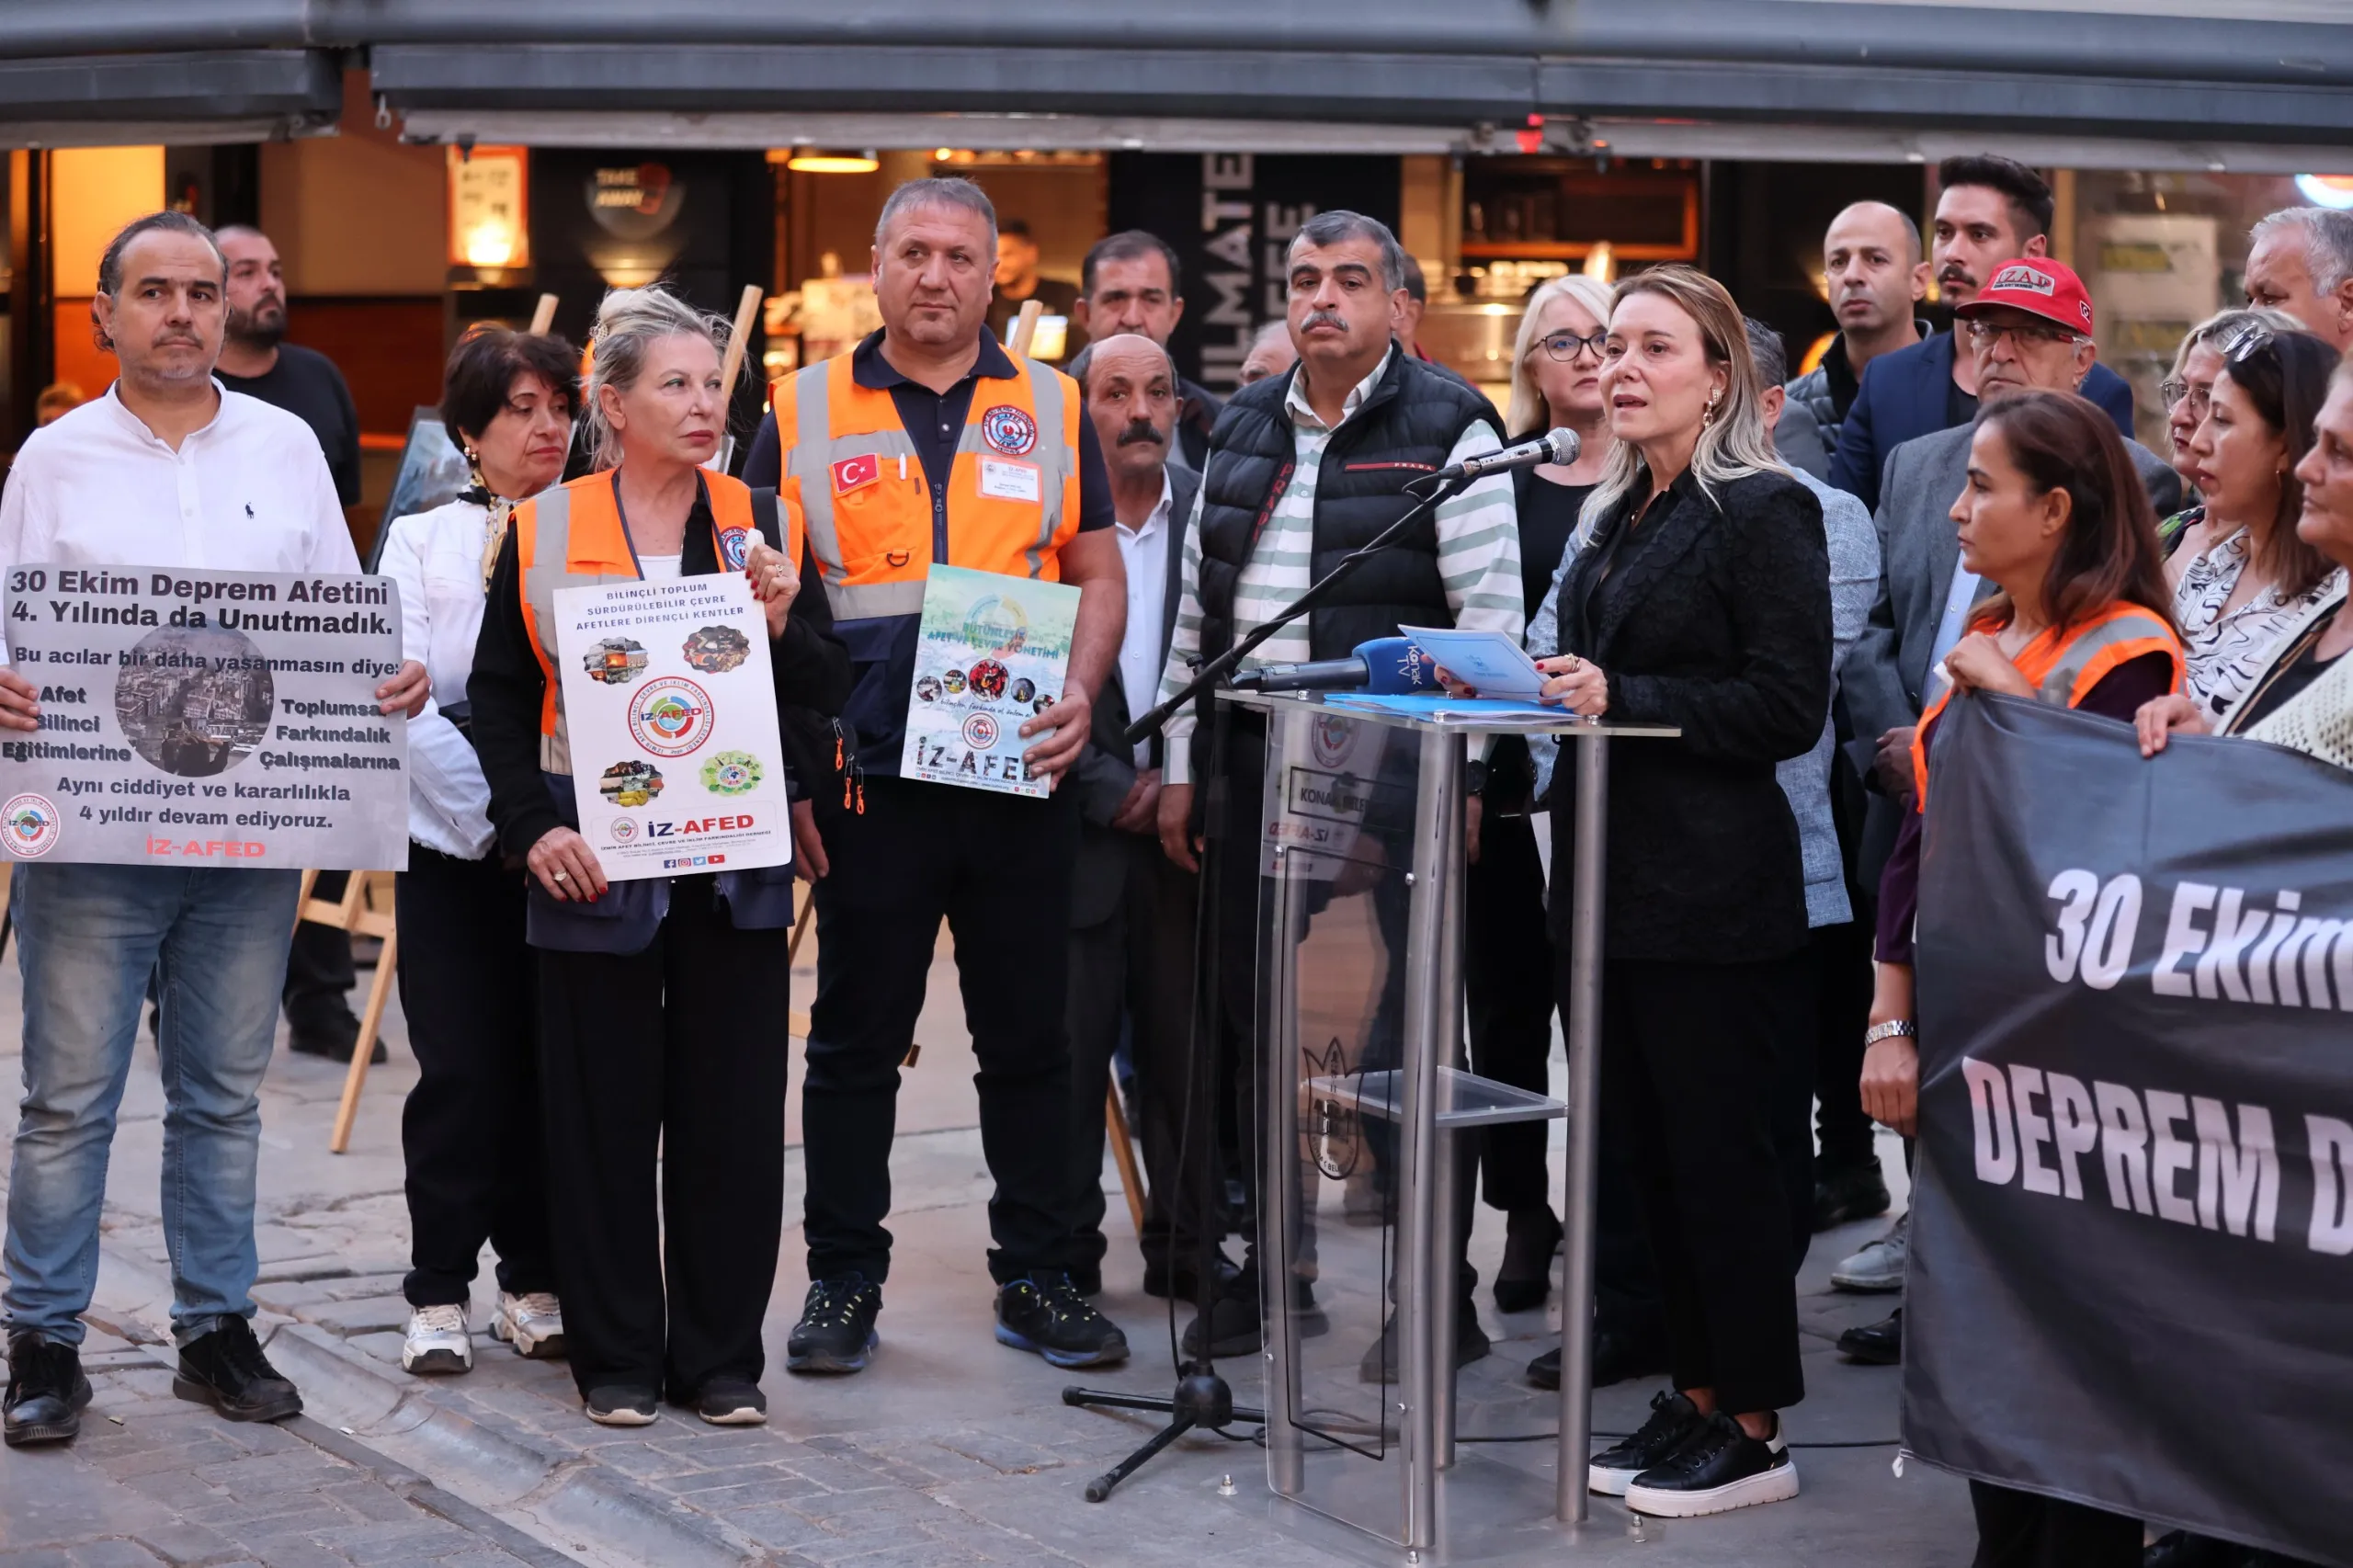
[1062, 471, 1474, 1501]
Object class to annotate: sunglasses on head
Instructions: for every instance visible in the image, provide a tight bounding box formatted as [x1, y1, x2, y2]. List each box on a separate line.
[2217, 319, 2279, 367]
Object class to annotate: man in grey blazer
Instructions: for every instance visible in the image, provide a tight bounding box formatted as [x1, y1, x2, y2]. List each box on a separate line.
[1832, 258, 2181, 1365]
[1063, 335, 1214, 1300]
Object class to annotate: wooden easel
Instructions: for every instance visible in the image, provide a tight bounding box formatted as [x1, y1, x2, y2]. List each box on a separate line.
[296, 869, 400, 1153]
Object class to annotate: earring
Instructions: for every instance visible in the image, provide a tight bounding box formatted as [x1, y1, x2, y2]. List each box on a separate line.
[1702, 394, 1719, 430]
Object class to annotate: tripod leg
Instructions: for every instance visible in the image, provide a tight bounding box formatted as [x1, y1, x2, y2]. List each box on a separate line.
[1083, 1413, 1194, 1504]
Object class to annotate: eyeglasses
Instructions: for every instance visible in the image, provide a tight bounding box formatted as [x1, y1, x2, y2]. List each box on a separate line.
[1962, 317, 2082, 351]
[2160, 378, 2211, 418]
[1540, 328, 1610, 362]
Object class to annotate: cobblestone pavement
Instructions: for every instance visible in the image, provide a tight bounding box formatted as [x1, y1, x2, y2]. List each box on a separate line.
[0, 930, 1973, 1566]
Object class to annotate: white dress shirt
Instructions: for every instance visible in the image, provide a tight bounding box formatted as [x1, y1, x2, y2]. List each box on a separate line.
[376, 497, 502, 859]
[1113, 472, 1174, 766]
[0, 382, 358, 665]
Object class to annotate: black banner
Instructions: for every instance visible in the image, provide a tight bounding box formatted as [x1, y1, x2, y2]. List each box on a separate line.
[1107, 153, 1402, 392]
[1908, 694, 2353, 1567]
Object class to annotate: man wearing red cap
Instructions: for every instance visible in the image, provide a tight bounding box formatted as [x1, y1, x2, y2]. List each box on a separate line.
[1829, 256, 2183, 1369]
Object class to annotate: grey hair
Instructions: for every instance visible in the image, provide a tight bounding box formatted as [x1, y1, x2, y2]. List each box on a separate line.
[2253, 206, 2353, 294]
[1285, 210, 1408, 294]
[581, 284, 735, 471]
[97, 210, 223, 298]
[1743, 316, 1790, 389]
[874, 176, 997, 254]
[2166, 303, 2306, 382]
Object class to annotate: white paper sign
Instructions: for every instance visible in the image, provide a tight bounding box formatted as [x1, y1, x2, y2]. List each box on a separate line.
[551, 574, 790, 882]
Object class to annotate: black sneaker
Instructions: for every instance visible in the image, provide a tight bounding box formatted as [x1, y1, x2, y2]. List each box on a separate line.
[995, 1273, 1129, 1369]
[687, 1378, 767, 1426]
[288, 1013, 385, 1066]
[1527, 1323, 1671, 1392]
[1180, 1291, 1262, 1358]
[1357, 1302, 1490, 1384]
[786, 1275, 881, 1374]
[1813, 1162, 1893, 1232]
[1587, 1390, 1707, 1495]
[1624, 1411, 1799, 1517]
[1837, 1306, 1903, 1365]
[584, 1384, 658, 1426]
[1143, 1248, 1240, 1302]
[173, 1317, 301, 1423]
[4, 1332, 93, 1447]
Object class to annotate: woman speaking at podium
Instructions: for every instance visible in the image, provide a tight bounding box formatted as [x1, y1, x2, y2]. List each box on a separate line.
[471, 286, 848, 1428]
[1535, 266, 1830, 1519]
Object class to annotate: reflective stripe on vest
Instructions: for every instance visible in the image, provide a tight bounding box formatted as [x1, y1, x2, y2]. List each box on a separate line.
[1911, 602, 2182, 807]
[774, 351, 1080, 625]
[515, 471, 775, 777]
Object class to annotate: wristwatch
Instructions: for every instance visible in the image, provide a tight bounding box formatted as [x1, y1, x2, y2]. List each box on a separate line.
[1863, 1019, 1918, 1046]
[1465, 759, 1490, 794]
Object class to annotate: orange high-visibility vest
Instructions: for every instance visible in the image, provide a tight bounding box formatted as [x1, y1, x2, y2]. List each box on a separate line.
[769, 350, 1083, 627]
[1911, 600, 2182, 807]
[511, 469, 792, 776]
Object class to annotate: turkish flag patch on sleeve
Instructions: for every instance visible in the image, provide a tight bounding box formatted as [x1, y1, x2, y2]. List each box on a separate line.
[831, 453, 881, 494]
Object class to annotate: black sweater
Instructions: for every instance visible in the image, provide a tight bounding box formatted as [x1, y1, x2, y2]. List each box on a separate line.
[470, 483, 851, 860]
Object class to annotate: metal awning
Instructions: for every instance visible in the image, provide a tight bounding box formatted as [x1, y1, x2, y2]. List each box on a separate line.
[0, 49, 339, 146]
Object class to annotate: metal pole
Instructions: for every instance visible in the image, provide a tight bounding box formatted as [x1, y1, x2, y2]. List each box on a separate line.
[1556, 728, 1610, 1522]
[1264, 714, 1305, 1497]
[1397, 725, 1457, 1551]
[1433, 732, 1467, 1470]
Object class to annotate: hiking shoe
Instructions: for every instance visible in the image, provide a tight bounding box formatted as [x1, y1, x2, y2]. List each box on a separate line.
[584, 1385, 658, 1426]
[4, 1333, 92, 1447]
[687, 1379, 767, 1426]
[995, 1273, 1129, 1369]
[1812, 1161, 1893, 1232]
[1830, 1211, 1908, 1291]
[1358, 1302, 1490, 1385]
[1624, 1411, 1799, 1517]
[1589, 1390, 1708, 1495]
[787, 1275, 881, 1374]
[1838, 1307, 1903, 1365]
[493, 1291, 565, 1359]
[401, 1304, 472, 1375]
[173, 1317, 301, 1423]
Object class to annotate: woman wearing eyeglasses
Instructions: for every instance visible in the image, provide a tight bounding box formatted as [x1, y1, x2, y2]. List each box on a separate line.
[1456, 274, 1621, 1321]
[2164, 323, 2344, 725]
[2155, 308, 2301, 564]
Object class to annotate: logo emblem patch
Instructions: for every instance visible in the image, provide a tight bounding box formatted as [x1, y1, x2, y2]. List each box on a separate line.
[627, 676, 715, 758]
[2, 793, 59, 858]
[832, 453, 881, 494]
[981, 404, 1038, 457]
[1987, 264, 2056, 297]
[961, 712, 1001, 750]
[718, 527, 752, 569]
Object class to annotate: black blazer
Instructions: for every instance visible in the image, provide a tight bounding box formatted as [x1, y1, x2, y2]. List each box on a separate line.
[1546, 466, 1831, 964]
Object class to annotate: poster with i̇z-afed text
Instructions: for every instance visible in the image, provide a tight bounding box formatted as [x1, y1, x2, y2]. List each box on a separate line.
[0, 564, 410, 869]
[901, 564, 1078, 799]
[551, 572, 790, 882]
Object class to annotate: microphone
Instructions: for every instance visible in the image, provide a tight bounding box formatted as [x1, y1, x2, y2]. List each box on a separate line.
[1228, 636, 1438, 695]
[1426, 427, 1580, 484]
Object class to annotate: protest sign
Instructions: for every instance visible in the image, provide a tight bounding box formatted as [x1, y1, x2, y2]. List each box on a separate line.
[551, 572, 789, 882]
[1907, 693, 2353, 1568]
[901, 564, 1077, 798]
[0, 564, 409, 870]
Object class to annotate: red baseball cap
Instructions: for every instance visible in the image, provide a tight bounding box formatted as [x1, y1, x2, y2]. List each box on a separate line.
[1953, 257, 2096, 336]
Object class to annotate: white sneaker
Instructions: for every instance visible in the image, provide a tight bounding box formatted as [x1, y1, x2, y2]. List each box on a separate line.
[494, 1291, 566, 1358]
[1830, 1211, 1909, 1292]
[402, 1304, 472, 1375]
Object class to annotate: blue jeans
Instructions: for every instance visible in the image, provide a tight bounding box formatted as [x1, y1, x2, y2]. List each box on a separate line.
[5, 864, 298, 1346]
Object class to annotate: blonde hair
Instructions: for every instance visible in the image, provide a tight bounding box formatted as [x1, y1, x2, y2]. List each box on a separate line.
[1504, 274, 1615, 437]
[1579, 265, 1786, 540]
[581, 285, 738, 470]
[2165, 304, 2302, 383]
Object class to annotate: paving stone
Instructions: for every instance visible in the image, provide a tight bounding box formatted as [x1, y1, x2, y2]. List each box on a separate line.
[724, 1507, 836, 1553]
[63, 1544, 168, 1568]
[99, 1437, 247, 1480]
[313, 1483, 418, 1526]
[0, 1551, 74, 1568]
[124, 1526, 234, 1568]
[654, 1461, 822, 1496]
[301, 1297, 410, 1337]
[249, 1282, 335, 1312]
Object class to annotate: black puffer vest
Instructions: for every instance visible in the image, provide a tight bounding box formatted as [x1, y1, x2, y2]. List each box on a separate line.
[1194, 351, 1505, 662]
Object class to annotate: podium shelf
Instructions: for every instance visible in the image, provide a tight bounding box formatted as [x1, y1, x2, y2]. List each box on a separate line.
[1305, 1066, 1566, 1128]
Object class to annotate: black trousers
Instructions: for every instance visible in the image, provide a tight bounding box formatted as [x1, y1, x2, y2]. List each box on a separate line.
[1583, 949, 1808, 1414]
[1969, 1483, 2143, 1568]
[1810, 915, 1879, 1175]
[283, 869, 357, 1032]
[396, 846, 551, 1308]
[805, 774, 1081, 1285]
[1067, 831, 1206, 1277]
[537, 878, 789, 1398]
[1462, 809, 1557, 1214]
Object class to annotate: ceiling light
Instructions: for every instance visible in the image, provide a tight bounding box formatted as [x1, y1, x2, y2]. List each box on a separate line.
[786, 151, 880, 175]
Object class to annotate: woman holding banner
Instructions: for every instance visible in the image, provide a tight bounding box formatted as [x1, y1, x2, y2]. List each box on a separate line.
[381, 326, 579, 1380]
[470, 285, 847, 1428]
[1859, 388, 2183, 1567]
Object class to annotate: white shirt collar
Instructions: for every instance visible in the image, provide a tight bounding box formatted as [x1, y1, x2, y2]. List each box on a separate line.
[1118, 469, 1175, 538]
[100, 377, 233, 451]
[1284, 346, 1395, 433]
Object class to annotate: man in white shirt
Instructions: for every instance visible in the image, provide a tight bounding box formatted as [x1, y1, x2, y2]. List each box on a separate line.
[0, 212, 426, 1448]
[1061, 334, 1212, 1302]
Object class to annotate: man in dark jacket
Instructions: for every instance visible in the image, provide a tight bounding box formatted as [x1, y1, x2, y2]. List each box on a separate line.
[1784, 200, 1929, 464]
[1072, 230, 1224, 472]
[1149, 210, 1522, 1371]
[1829, 155, 2136, 511]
